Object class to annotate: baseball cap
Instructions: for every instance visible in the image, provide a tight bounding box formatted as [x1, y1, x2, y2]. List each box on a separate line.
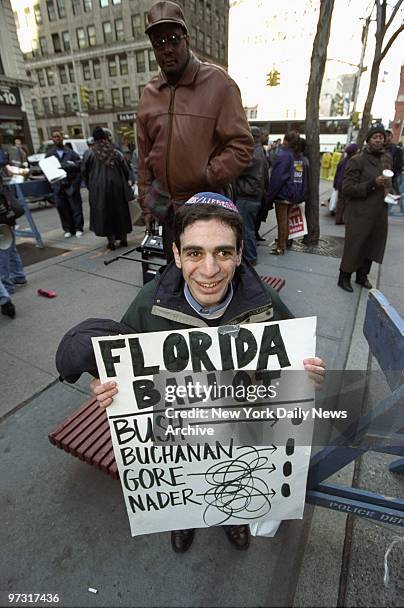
[56, 318, 133, 384]
[145, 1, 188, 34]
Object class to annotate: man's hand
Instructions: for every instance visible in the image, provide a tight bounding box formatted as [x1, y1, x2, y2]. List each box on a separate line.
[303, 357, 326, 390]
[90, 379, 118, 409]
[375, 175, 391, 188]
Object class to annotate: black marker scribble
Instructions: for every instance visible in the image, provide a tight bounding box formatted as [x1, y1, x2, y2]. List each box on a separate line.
[189, 446, 277, 526]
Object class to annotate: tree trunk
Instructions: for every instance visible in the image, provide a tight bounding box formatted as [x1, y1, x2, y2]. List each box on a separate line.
[304, 0, 335, 245]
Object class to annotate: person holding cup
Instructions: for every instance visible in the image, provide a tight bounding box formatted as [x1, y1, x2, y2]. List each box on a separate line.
[337, 125, 392, 292]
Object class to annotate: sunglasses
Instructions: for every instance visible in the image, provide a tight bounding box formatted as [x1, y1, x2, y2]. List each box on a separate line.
[151, 33, 187, 49]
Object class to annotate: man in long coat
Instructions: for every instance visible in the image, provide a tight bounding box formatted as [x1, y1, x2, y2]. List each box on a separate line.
[338, 125, 392, 292]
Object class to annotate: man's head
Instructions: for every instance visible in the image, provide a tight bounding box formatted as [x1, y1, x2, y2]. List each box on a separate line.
[385, 129, 393, 145]
[14, 138, 22, 147]
[173, 193, 243, 308]
[366, 124, 386, 153]
[283, 130, 300, 152]
[52, 132, 64, 148]
[146, 2, 189, 82]
[250, 126, 261, 144]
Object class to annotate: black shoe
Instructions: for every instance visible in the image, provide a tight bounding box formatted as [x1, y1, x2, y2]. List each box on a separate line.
[107, 242, 116, 251]
[1, 301, 16, 318]
[120, 240, 128, 248]
[223, 524, 250, 550]
[356, 276, 372, 289]
[337, 272, 353, 293]
[171, 529, 195, 553]
[256, 234, 266, 242]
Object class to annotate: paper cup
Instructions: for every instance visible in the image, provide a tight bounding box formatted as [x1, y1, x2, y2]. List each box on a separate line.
[383, 169, 394, 178]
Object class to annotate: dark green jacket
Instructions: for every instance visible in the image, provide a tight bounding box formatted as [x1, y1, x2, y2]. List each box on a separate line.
[122, 260, 292, 332]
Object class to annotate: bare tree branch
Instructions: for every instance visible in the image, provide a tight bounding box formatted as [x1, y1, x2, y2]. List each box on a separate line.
[384, 0, 403, 33]
[380, 23, 404, 62]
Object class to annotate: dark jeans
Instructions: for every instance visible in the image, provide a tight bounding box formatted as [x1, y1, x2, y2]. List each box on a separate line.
[236, 198, 261, 263]
[55, 188, 84, 234]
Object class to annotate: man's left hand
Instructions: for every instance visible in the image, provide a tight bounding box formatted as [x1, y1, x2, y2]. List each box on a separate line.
[303, 357, 326, 389]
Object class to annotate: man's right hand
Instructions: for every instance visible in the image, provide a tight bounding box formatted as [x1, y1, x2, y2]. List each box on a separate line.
[90, 379, 118, 409]
[375, 175, 391, 188]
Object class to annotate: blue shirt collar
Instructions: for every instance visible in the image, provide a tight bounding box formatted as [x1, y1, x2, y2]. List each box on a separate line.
[184, 282, 233, 320]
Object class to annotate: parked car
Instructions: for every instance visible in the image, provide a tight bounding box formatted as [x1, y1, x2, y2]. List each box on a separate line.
[28, 139, 88, 175]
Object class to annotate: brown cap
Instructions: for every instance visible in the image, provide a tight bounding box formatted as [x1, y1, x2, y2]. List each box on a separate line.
[145, 1, 188, 34]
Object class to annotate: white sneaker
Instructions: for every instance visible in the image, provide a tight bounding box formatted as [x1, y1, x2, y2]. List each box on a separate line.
[75, 231, 83, 237]
[64, 232, 72, 239]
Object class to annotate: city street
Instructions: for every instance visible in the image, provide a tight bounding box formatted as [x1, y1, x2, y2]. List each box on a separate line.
[0, 180, 403, 607]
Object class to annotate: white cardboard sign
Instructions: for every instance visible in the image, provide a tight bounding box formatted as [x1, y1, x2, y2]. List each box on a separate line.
[92, 317, 316, 536]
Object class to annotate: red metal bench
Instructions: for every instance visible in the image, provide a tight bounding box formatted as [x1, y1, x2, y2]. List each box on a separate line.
[49, 275, 285, 478]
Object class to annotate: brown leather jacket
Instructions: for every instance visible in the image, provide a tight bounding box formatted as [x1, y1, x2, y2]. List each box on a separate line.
[136, 52, 254, 209]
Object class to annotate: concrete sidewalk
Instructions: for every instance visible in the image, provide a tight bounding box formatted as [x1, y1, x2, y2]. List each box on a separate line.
[0, 182, 403, 607]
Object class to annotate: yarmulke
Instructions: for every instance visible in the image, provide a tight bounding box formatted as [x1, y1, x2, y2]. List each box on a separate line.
[185, 192, 239, 214]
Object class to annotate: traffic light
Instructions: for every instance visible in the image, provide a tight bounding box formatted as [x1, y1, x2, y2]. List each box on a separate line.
[266, 69, 280, 87]
[80, 85, 90, 109]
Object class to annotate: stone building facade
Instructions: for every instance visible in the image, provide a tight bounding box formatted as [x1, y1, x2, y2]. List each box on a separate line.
[11, 0, 229, 146]
[0, 0, 39, 154]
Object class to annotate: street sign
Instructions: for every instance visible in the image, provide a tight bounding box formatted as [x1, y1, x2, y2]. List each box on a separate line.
[0, 85, 21, 107]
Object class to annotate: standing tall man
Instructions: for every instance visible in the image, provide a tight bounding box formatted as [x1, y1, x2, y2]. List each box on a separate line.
[137, 0, 254, 260]
[46, 132, 84, 239]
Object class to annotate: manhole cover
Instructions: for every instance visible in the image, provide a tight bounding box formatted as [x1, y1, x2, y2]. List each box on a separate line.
[289, 235, 345, 258]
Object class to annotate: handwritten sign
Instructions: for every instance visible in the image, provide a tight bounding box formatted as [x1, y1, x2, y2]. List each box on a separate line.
[93, 317, 316, 536]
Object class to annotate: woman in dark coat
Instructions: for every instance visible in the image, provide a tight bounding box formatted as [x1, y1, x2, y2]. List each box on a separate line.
[82, 127, 132, 250]
[338, 125, 392, 292]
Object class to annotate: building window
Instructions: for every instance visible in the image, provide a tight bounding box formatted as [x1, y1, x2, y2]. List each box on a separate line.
[112, 0, 121, 4]
[72, 93, 79, 111]
[39, 36, 48, 55]
[31, 39, 39, 57]
[119, 54, 128, 75]
[33, 4, 42, 24]
[51, 96, 59, 113]
[72, 0, 81, 15]
[52, 33, 62, 53]
[205, 34, 211, 56]
[37, 69, 46, 87]
[111, 88, 120, 107]
[143, 12, 148, 29]
[96, 90, 104, 108]
[68, 63, 75, 82]
[14, 11, 20, 29]
[46, 0, 56, 21]
[197, 30, 204, 51]
[62, 31, 70, 51]
[82, 61, 91, 80]
[122, 86, 131, 106]
[88, 90, 95, 108]
[42, 97, 51, 114]
[32, 98, 38, 114]
[108, 57, 117, 77]
[58, 65, 67, 84]
[215, 10, 219, 30]
[138, 85, 145, 99]
[103, 22, 112, 43]
[46, 67, 55, 86]
[132, 13, 141, 38]
[115, 18, 124, 41]
[87, 25, 96, 46]
[190, 26, 196, 48]
[100, 0, 108, 7]
[64, 94, 72, 112]
[220, 43, 225, 61]
[215, 40, 220, 59]
[76, 28, 86, 48]
[206, 2, 211, 24]
[198, 0, 204, 19]
[57, 0, 66, 18]
[24, 6, 31, 26]
[136, 50, 145, 73]
[93, 59, 101, 79]
[83, 0, 92, 10]
[190, 0, 196, 11]
[148, 49, 157, 72]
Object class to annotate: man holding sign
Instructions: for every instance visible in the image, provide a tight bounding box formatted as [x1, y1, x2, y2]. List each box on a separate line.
[91, 193, 325, 552]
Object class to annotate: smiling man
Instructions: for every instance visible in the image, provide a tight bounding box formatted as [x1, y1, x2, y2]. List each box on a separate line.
[91, 192, 325, 553]
[137, 1, 254, 260]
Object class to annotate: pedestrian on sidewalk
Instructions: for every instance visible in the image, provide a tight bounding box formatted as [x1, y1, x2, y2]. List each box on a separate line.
[137, 0, 253, 261]
[46, 132, 84, 239]
[333, 143, 358, 225]
[82, 127, 132, 250]
[338, 125, 392, 293]
[234, 126, 269, 265]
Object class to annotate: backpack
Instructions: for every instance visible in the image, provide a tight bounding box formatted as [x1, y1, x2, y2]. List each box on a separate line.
[291, 156, 306, 204]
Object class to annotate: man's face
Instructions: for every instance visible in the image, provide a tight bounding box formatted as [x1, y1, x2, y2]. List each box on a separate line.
[52, 133, 63, 148]
[385, 132, 392, 145]
[14, 139, 22, 147]
[149, 24, 189, 79]
[368, 132, 385, 153]
[173, 218, 242, 308]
